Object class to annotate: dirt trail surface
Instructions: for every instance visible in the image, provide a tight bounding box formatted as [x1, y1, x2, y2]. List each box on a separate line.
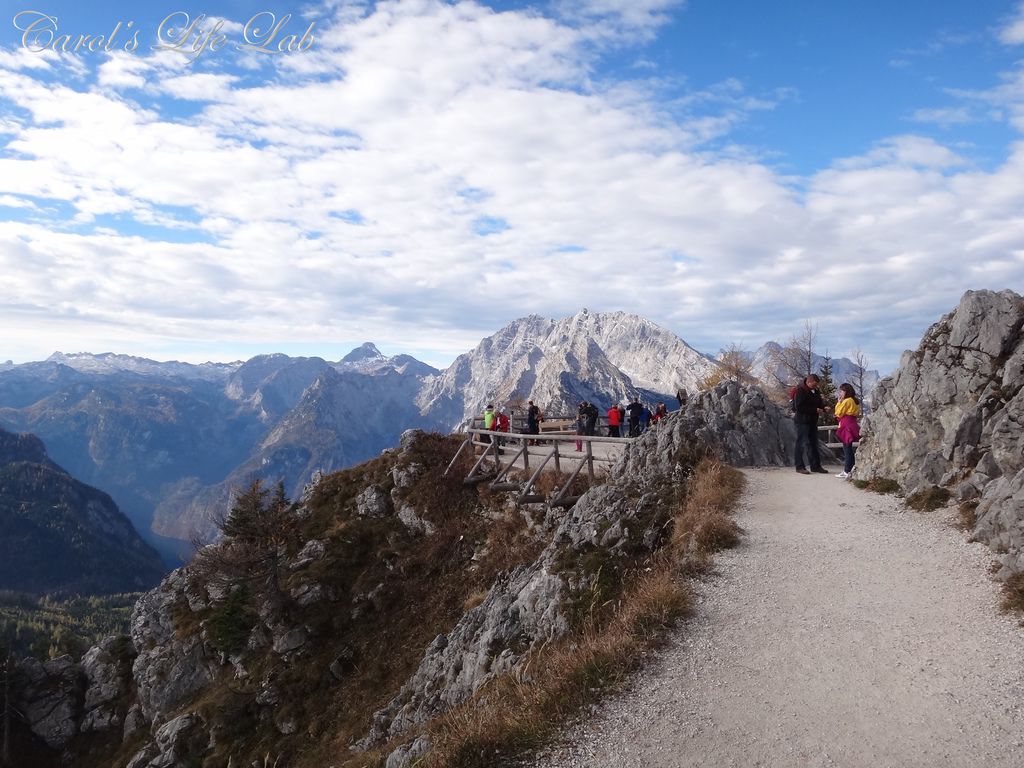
[532, 468, 1024, 768]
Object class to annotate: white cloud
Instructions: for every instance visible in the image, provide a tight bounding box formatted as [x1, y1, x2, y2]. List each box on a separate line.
[98, 53, 151, 89]
[555, 0, 684, 41]
[910, 106, 976, 127]
[160, 73, 240, 101]
[998, 2, 1024, 45]
[831, 135, 967, 170]
[0, 47, 54, 71]
[0, 194, 37, 209]
[0, 0, 1023, 373]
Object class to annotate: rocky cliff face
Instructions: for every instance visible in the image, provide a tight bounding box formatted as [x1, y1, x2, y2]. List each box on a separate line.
[856, 289, 1024, 578]
[672, 380, 795, 467]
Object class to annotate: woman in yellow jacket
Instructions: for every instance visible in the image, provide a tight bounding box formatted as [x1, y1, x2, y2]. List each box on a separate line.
[834, 383, 862, 479]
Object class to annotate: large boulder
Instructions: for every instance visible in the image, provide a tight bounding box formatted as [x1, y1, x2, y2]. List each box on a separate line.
[126, 712, 209, 768]
[857, 289, 1024, 578]
[15, 655, 84, 750]
[637, 380, 795, 472]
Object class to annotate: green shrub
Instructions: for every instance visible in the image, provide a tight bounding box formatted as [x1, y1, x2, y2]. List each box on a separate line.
[207, 587, 254, 655]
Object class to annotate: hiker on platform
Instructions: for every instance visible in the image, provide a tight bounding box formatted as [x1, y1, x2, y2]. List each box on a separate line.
[575, 401, 588, 451]
[526, 400, 541, 443]
[627, 398, 643, 437]
[584, 401, 599, 436]
[639, 404, 652, 433]
[482, 404, 496, 444]
[607, 403, 622, 437]
[793, 375, 828, 474]
[495, 408, 510, 448]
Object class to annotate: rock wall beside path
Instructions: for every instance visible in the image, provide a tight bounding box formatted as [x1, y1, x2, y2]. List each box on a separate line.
[856, 288, 1024, 579]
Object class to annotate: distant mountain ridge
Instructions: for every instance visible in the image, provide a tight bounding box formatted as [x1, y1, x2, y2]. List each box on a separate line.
[1, 311, 722, 542]
[0, 426, 165, 595]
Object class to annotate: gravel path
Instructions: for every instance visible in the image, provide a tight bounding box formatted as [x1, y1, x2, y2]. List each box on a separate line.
[532, 467, 1024, 768]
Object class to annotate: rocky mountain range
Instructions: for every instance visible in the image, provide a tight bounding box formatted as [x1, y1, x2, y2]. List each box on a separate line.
[0, 426, 165, 595]
[0, 311, 722, 546]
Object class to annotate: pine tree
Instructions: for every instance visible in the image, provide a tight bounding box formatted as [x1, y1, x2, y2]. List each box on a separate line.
[190, 478, 300, 629]
[221, 478, 272, 542]
[817, 355, 837, 423]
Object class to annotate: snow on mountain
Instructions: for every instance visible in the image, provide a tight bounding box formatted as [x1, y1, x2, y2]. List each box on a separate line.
[417, 310, 718, 427]
[46, 352, 240, 381]
[340, 342, 386, 364]
[334, 343, 440, 378]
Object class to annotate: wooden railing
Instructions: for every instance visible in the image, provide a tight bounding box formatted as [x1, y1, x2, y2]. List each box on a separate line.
[444, 428, 631, 507]
[818, 424, 860, 450]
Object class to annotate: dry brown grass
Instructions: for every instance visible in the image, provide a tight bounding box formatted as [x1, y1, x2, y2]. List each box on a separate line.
[1001, 572, 1024, 614]
[905, 486, 951, 512]
[421, 566, 691, 768]
[415, 459, 746, 768]
[955, 502, 978, 532]
[670, 459, 745, 559]
[852, 477, 901, 494]
[462, 589, 489, 613]
[513, 467, 594, 500]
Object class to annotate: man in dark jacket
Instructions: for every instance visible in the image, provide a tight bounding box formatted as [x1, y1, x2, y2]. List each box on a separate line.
[526, 401, 541, 434]
[793, 374, 827, 474]
[584, 401, 599, 436]
[626, 398, 644, 437]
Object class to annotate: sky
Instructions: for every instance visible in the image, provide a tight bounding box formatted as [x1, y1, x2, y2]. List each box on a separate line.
[1, 0, 1024, 373]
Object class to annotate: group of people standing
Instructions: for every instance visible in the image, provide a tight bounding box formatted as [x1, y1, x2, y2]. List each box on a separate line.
[482, 404, 511, 443]
[576, 398, 669, 446]
[792, 374, 862, 478]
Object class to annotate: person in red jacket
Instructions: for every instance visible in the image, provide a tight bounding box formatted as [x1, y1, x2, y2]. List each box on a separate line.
[606, 403, 622, 437]
[494, 408, 510, 447]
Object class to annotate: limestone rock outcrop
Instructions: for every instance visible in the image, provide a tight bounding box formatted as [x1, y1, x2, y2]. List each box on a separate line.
[13, 638, 136, 753]
[857, 289, 1024, 578]
[15, 656, 84, 750]
[657, 380, 795, 470]
[131, 569, 218, 723]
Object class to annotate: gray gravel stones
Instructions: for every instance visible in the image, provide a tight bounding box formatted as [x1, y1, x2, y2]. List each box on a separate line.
[533, 468, 1024, 768]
